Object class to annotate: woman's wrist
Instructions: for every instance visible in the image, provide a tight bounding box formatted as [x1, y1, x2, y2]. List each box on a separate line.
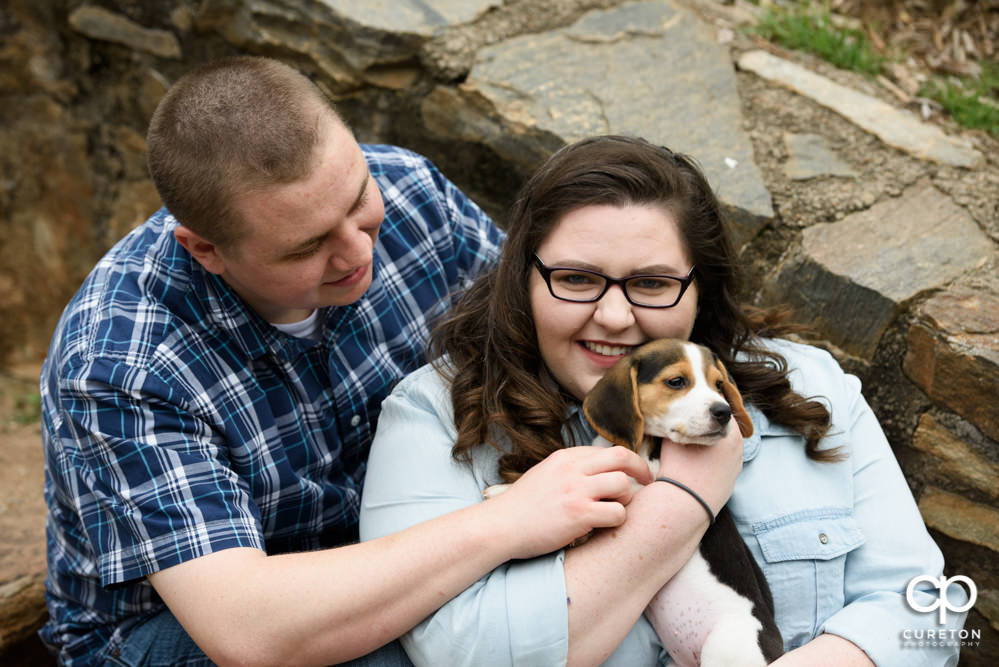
[653, 477, 715, 524]
[637, 479, 714, 534]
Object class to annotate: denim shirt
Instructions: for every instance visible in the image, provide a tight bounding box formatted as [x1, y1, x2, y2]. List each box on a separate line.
[360, 338, 966, 667]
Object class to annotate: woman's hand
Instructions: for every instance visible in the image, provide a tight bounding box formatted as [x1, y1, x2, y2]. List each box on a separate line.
[656, 424, 743, 516]
[485, 445, 654, 560]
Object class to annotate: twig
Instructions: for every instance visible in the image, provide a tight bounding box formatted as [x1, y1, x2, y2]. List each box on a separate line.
[877, 74, 913, 104]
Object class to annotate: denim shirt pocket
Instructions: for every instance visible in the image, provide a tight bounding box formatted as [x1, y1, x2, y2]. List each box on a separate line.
[751, 508, 865, 650]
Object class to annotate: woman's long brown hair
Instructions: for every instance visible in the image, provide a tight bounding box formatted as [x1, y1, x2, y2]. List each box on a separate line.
[429, 136, 837, 480]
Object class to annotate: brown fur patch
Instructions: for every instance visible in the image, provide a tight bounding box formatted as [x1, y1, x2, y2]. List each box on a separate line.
[637, 358, 695, 419]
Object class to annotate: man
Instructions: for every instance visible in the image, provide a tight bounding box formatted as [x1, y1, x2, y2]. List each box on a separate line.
[40, 56, 653, 666]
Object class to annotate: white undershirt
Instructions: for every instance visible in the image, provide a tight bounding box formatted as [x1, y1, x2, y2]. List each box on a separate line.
[271, 309, 321, 340]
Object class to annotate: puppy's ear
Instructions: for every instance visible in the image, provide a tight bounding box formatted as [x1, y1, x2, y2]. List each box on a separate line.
[716, 358, 754, 438]
[583, 358, 645, 449]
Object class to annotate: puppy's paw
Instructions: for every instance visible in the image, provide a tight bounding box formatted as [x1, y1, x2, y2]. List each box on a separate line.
[699, 615, 767, 667]
[482, 483, 510, 500]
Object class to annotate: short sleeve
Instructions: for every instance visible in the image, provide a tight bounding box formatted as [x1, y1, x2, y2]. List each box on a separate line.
[52, 359, 265, 586]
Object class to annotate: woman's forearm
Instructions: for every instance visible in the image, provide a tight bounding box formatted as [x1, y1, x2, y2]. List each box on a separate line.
[564, 481, 711, 667]
[770, 633, 874, 666]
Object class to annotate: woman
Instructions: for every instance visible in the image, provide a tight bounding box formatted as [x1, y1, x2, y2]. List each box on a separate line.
[360, 136, 965, 666]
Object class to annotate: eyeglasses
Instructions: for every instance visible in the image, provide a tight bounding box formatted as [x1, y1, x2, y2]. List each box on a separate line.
[532, 254, 694, 308]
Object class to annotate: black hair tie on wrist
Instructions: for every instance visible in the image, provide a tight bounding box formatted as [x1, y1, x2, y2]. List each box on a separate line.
[654, 477, 716, 525]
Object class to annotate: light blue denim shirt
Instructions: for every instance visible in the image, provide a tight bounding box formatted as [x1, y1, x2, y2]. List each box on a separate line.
[360, 338, 966, 666]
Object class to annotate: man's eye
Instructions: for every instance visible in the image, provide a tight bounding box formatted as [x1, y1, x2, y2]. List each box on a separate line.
[289, 245, 321, 260]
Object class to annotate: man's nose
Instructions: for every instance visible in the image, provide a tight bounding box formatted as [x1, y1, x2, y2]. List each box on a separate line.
[329, 225, 374, 271]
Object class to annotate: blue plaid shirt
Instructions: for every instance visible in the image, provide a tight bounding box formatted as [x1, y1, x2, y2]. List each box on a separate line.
[39, 144, 503, 666]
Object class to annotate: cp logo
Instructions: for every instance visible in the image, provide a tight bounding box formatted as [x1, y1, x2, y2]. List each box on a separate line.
[906, 574, 977, 624]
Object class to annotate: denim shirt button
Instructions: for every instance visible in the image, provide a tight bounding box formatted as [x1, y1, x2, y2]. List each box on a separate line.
[350, 414, 362, 427]
[818, 532, 829, 544]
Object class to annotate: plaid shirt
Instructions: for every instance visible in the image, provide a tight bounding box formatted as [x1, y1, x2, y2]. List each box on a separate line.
[39, 144, 503, 666]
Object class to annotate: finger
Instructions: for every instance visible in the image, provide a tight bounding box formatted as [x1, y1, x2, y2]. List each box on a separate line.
[583, 446, 653, 484]
[586, 470, 637, 505]
[583, 499, 628, 529]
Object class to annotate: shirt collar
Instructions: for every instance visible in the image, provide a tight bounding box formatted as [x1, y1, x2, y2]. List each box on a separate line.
[742, 403, 800, 461]
[190, 262, 324, 362]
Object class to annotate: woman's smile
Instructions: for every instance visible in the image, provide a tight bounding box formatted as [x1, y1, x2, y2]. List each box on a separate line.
[578, 340, 639, 367]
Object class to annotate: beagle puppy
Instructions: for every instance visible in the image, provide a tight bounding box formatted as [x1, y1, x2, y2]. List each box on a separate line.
[583, 338, 783, 667]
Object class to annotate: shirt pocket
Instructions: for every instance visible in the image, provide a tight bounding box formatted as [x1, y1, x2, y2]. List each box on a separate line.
[751, 508, 865, 650]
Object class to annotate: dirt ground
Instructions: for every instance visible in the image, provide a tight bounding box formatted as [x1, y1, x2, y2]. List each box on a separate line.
[0, 361, 49, 662]
[0, 360, 47, 573]
[0, 362, 45, 524]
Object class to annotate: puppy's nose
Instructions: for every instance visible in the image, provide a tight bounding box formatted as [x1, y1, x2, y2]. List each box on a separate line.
[710, 402, 732, 426]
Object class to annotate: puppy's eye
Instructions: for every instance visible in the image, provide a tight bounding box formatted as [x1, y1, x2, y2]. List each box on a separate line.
[716, 381, 724, 391]
[665, 376, 688, 389]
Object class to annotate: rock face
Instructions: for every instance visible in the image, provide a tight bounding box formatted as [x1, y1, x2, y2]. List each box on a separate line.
[911, 414, 999, 501]
[782, 132, 857, 181]
[905, 283, 999, 443]
[423, 0, 773, 245]
[2, 0, 998, 663]
[766, 180, 993, 359]
[918, 487, 999, 554]
[0, 94, 95, 369]
[68, 6, 183, 59]
[737, 49, 985, 169]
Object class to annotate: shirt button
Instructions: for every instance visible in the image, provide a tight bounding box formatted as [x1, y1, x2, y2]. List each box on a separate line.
[350, 414, 362, 427]
[818, 532, 829, 544]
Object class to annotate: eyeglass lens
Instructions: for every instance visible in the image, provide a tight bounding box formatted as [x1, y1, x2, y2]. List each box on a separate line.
[547, 269, 684, 307]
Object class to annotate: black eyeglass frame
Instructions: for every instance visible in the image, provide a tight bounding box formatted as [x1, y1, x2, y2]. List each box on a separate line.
[532, 254, 695, 309]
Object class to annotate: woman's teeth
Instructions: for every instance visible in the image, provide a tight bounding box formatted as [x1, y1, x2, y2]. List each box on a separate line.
[582, 342, 634, 357]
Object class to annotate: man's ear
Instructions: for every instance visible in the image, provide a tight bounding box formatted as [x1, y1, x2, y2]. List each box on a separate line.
[174, 225, 226, 275]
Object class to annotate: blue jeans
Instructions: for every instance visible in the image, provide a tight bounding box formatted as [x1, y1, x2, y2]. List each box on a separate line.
[103, 607, 415, 667]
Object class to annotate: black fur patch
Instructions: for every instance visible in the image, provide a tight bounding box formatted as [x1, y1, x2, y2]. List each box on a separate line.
[635, 346, 685, 385]
[700, 509, 784, 662]
[585, 380, 640, 445]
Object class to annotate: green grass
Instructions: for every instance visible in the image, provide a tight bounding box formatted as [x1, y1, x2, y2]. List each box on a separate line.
[922, 61, 999, 138]
[752, 2, 885, 76]
[749, 1, 999, 138]
[14, 392, 41, 425]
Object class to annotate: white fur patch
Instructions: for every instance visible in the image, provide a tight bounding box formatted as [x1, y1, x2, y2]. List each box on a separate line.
[643, 343, 733, 445]
[645, 551, 767, 667]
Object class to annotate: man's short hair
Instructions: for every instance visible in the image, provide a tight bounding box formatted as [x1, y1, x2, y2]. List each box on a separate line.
[147, 56, 341, 247]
